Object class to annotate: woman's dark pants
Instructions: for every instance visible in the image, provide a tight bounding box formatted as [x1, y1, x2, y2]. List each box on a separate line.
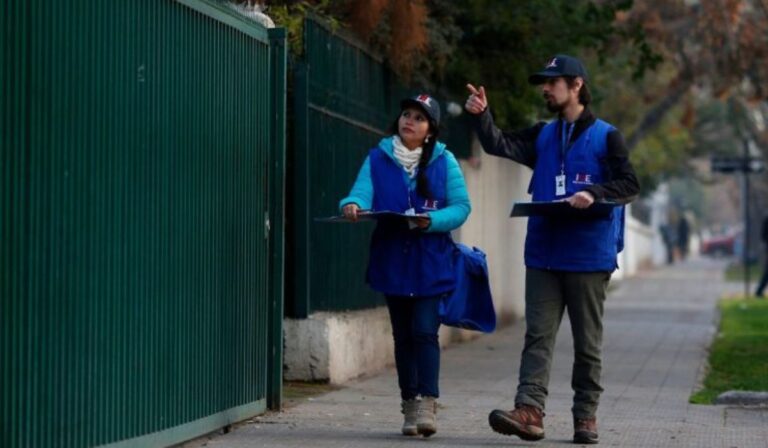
[385, 295, 441, 400]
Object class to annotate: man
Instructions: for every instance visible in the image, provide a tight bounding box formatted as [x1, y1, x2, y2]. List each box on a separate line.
[465, 54, 639, 444]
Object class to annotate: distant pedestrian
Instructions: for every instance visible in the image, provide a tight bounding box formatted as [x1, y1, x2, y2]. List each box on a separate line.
[466, 54, 639, 444]
[339, 94, 471, 437]
[660, 224, 675, 265]
[755, 215, 768, 298]
[677, 215, 690, 261]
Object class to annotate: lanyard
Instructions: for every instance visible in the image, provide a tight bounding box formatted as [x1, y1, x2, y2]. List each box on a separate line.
[560, 120, 575, 174]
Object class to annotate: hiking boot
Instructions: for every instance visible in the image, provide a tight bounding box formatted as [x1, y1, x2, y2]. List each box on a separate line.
[416, 396, 437, 437]
[573, 417, 598, 444]
[400, 399, 419, 436]
[488, 404, 545, 441]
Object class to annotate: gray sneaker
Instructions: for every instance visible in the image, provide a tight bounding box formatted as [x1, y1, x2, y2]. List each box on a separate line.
[416, 396, 437, 437]
[401, 399, 419, 436]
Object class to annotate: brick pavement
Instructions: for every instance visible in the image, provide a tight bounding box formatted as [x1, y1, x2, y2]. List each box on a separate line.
[198, 258, 768, 447]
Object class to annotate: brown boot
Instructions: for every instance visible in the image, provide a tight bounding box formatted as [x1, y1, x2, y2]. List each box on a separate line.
[573, 417, 598, 444]
[488, 404, 545, 441]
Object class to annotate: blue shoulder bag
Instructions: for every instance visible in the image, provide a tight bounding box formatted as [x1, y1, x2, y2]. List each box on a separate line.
[439, 243, 496, 333]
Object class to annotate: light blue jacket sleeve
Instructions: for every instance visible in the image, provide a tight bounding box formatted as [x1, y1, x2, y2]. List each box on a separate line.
[426, 150, 471, 233]
[339, 156, 373, 212]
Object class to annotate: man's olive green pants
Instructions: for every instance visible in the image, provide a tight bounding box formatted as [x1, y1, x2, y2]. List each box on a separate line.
[515, 268, 611, 419]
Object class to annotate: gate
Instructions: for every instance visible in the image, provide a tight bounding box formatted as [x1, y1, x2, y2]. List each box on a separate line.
[1, 1, 286, 446]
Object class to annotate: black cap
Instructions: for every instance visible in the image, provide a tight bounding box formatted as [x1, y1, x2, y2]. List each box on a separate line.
[528, 54, 588, 85]
[401, 94, 441, 126]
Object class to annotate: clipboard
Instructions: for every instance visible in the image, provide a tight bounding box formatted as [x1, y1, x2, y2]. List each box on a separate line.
[315, 210, 429, 223]
[510, 201, 618, 219]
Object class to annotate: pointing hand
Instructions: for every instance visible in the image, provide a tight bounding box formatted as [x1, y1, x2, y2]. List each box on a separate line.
[465, 83, 488, 115]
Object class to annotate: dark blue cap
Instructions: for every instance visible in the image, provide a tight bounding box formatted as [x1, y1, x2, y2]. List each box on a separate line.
[528, 54, 589, 85]
[401, 94, 441, 126]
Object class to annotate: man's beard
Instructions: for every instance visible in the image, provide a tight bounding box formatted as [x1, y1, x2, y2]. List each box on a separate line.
[545, 96, 564, 113]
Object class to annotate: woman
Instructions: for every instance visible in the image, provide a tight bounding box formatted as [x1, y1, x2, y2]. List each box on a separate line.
[339, 94, 471, 437]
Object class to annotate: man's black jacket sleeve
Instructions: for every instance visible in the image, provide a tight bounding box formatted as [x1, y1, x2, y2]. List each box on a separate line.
[583, 131, 639, 204]
[472, 108, 543, 169]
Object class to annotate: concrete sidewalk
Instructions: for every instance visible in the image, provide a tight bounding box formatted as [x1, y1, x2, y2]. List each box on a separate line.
[200, 258, 768, 447]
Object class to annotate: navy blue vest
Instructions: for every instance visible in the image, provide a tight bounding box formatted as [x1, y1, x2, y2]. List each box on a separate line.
[367, 148, 455, 297]
[526, 119, 625, 272]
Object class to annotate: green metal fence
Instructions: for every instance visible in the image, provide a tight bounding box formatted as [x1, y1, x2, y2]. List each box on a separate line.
[1, 1, 285, 447]
[288, 18, 471, 317]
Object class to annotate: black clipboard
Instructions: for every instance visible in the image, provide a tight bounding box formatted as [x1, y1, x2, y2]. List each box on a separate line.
[315, 210, 429, 223]
[510, 201, 618, 219]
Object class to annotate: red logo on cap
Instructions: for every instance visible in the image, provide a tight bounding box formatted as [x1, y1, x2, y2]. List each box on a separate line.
[417, 94, 432, 106]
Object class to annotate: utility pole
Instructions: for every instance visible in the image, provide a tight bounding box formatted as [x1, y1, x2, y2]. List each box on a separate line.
[742, 138, 750, 299]
[711, 139, 764, 298]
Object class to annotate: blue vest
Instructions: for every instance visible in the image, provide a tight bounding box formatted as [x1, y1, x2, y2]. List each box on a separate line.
[526, 119, 625, 272]
[367, 148, 455, 297]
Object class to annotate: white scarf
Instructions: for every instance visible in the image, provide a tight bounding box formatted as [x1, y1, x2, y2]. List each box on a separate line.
[392, 135, 423, 178]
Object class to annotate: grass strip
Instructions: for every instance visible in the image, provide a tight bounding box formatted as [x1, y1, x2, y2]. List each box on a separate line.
[690, 298, 768, 404]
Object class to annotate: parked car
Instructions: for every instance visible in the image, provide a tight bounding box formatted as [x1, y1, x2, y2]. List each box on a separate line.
[700, 228, 741, 257]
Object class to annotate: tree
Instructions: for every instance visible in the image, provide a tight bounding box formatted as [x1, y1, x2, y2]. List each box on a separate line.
[262, 1, 653, 127]
[619, 0, 768, 150]
[261, 0, 767, 197]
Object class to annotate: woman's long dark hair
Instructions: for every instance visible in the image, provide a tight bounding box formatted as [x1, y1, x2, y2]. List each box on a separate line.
[389, 111, 440, 198]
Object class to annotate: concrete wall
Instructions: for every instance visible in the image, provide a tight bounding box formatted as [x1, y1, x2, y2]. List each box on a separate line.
[283, 309, 394, 383]
[283, 309, 494, 384]
[615, 204, 655, 279]
[650, 184, 672, 265]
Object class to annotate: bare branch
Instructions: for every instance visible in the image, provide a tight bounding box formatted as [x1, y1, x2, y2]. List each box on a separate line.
[625, 76, 694, 150]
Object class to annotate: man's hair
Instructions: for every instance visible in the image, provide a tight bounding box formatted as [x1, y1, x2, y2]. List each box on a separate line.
[565, 77, 591, 106]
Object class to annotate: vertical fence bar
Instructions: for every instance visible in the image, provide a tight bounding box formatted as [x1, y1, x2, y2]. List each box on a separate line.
[267, 27, 287, 410]
[288, 59, 311, 319]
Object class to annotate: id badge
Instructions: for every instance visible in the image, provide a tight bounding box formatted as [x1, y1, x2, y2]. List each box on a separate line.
[555, 175, 566, 196]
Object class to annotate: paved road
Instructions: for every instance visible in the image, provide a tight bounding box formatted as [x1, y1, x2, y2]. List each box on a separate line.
[197, 258, 768, 447]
